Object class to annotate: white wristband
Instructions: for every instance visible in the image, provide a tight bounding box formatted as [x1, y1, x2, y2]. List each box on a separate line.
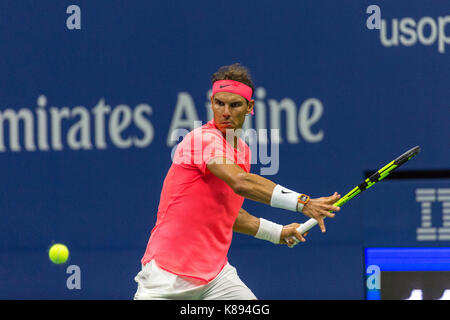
[255, 218, 283, 244]
[270, 184, 303, 212]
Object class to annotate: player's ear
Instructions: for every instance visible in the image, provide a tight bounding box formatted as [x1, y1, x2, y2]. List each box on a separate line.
[247, 100, 254, 115]
[210, 96, 215, 112]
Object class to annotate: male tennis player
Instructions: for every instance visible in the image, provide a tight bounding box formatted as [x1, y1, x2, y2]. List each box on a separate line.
[134, 63, 341, 300]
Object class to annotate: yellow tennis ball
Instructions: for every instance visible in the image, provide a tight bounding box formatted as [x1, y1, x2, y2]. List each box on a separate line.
[48, 243, 69, 264]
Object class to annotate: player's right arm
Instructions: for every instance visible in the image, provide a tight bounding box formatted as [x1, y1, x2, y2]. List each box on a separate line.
[207, 157, 341, 232]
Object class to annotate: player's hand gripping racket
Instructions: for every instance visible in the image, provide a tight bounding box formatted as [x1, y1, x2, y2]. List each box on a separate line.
[287, 146, 421, 247]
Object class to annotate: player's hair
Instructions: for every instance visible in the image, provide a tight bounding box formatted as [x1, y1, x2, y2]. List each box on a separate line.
[211, 63, 255, 92]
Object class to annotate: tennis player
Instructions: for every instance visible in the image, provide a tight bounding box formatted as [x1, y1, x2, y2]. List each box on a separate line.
[133, 63, 341, 300]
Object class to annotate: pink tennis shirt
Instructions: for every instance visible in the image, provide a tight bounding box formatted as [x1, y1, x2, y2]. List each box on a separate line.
[141, 120, 251, 282]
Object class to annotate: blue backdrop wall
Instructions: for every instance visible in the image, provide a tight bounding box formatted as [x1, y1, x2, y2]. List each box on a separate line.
[0, 0, 449, 299]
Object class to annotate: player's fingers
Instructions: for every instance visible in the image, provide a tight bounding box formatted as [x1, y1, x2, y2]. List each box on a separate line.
[324, 211, 336, 218]
[317, 204, 338, 217]
[328, 192, 341, 202]
[294, 230, 306, 242]
[329, 205, 340, 212]
[286, 237, 298, 247]
[291, 223, 301, 229]
[327, 192, 337, 198]
[317, 217, 326, 233]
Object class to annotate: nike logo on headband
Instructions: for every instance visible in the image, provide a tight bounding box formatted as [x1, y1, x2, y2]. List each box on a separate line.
[219, 84, 232, 88]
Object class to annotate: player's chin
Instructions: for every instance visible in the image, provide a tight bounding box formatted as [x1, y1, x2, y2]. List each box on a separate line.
[220, 125, 237, 133]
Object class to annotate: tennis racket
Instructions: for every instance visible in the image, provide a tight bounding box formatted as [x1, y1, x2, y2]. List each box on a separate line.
[287, 145, 421, 247]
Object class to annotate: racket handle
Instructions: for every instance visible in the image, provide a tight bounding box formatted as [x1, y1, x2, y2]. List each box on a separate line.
[296, 218, 318, 234]
[285, 200, 340, 247]
[285, 218, 319, 248]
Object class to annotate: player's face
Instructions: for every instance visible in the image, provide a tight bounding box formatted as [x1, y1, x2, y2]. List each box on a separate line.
[211, 92, 254, 134]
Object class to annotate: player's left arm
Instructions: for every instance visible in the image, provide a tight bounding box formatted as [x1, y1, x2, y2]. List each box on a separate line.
[233, 208, 259, 236]
[233, 208, 307, 245]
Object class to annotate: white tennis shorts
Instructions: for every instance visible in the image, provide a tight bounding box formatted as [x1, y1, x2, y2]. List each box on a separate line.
[133, 260, 257, 300]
